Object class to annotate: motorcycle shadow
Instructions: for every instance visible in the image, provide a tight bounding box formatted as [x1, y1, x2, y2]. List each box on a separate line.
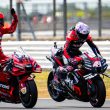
[0, 106, 60, 110]
[0, 106, 110, 110]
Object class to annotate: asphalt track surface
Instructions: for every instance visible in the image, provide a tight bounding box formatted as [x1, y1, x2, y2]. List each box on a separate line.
[0, 99, 110, 110]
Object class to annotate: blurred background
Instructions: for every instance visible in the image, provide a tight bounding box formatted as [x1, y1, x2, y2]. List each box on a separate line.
[0, 0, 110, 41]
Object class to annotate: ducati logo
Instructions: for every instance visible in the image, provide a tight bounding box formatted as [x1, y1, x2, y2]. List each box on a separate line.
[21, 87, 27, 94]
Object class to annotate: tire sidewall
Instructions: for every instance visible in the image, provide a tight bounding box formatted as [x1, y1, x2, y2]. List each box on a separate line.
[47, 71, 65, 102]
[20, 80, 38, 108]
[89, 76, 106, 107]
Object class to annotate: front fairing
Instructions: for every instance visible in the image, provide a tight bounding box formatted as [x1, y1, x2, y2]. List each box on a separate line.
[79, 51, 107, 79]
[11, 47, 42, 76]
[11, 52, 31, 76]
[50, 47, 64, 66]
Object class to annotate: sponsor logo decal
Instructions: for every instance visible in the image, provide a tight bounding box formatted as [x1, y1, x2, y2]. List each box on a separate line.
[0, 83, 10, 90]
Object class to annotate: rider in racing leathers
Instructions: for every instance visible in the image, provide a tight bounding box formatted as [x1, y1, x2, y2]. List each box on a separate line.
[56, 22, 106, 82]
[0, 8, 18, 72]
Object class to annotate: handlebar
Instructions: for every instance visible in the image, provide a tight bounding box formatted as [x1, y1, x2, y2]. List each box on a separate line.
[46, 56, 52, 61]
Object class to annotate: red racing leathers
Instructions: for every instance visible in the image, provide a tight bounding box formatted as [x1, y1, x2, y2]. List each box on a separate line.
[56, 28, 101, 81]
[63, 29, 101, 61]
[0, 14, 18, 62]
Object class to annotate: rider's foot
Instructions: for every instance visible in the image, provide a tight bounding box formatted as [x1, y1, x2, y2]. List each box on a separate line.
[54, 74, 59, 83]
[53, 74, 64, 92]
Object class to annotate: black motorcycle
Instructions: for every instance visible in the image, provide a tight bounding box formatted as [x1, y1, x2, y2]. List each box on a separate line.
[46, 42, 108, 107]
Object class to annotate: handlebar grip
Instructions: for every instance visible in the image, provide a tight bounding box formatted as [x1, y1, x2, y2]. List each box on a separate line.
[46, 56, 51, 61]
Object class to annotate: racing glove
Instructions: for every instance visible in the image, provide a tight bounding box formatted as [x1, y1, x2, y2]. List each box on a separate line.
[11, 8, 16, 16]
[101, 58, 108, 73]
[69, 57, 83, 67]
[10, 8, 18, 22]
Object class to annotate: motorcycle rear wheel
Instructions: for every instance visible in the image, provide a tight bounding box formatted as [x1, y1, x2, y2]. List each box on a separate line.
[89, 76, 106, 107]
[20, 80, 38, 108]
[47, 71, 65, 102]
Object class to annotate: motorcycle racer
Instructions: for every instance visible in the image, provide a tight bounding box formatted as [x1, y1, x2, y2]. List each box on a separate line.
[0, 8, 18, 72]
[56, 22, 107, 81]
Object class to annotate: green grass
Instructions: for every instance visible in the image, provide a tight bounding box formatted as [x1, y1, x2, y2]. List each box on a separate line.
[101, 74, 110, 99]
[34, 71, 50, 98]
[34, 71, 110, 99]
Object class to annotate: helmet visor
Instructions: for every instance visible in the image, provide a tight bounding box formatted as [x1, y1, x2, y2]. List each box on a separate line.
[76, 31, 88, 40]
[0, 18, 4, 26]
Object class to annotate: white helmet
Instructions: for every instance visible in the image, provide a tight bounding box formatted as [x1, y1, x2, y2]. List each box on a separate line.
[75, 22, 90, 40]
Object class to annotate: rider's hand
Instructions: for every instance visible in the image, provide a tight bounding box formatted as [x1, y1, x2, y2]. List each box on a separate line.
[69, 58, 78, 66]
[69, 57, 83, 66]
[66, 66, 74, 72]
[10, 8, 18, 22]
[101, 58, 108, 73]
[11, 8, 16, 16]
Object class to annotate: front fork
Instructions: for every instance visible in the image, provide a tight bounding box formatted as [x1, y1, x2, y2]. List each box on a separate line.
[18, 74, 35, 94]
[87, 79, 96, 97]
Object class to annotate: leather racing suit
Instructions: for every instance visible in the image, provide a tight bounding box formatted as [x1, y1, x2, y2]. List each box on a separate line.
[56, 28, 101, 81]
[0, 13, 18, 67]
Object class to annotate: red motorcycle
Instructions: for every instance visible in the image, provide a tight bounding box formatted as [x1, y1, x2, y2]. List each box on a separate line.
[46, 42, 108, 108]
[0, 47, 42, 108]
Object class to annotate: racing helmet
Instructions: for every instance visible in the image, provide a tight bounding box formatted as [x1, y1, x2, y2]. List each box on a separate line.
[75, 22, 90, 40]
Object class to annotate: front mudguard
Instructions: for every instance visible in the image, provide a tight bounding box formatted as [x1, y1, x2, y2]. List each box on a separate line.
[19, 74, 35, 94]
[87, 75, 102, 97]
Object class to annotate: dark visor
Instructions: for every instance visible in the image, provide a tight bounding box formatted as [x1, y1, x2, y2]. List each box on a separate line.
[76, 31, 88, 40]
[0, 18, 4, 25]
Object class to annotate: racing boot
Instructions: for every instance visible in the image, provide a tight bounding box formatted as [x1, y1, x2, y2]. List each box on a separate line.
[56, 66, 74, 80]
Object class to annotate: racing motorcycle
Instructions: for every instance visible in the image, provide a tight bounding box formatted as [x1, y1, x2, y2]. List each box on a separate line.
[46, 42, 108, 107]
[0, 47, 42, 108]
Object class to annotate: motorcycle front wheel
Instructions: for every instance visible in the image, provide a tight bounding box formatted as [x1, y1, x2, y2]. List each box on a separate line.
[47, 71, 65, 102]
[89, 76, 106, 107]
[20, 80, 38, 108]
